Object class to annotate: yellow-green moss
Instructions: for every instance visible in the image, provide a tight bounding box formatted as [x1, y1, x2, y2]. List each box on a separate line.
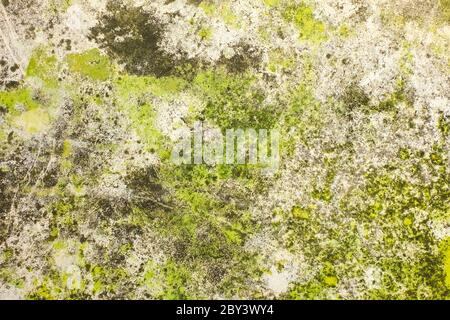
[62, 140, 73, 158]
[143, 259, 194, 299]
[0, 267, 25, 289]
[282, 3, 327, 43]
[198, 1, 239, 28]
[338, 24, 353, 38]
[439, 0, 450, 23]
[220, 4, 239, 28]
[441, 238, 450, 289]
[263, 0, 280, 8]
[115, 74, 187, 102]
[0, 88, 40, 114]
[324, 276, 338, 287]
[193, 68, 278, 129]
[199, 1, 215, 16]
[114, 75, 187, 154]
[291, 206, 310, 219]
[66, 49, 112, 81]
[52, 240, 67, 251]
[268, 49, 295, 73]
[48, 0, 73, 13]
[26, 47, 59, 88]
[14, 108, 50, 134]
[198, 27, 213, 40]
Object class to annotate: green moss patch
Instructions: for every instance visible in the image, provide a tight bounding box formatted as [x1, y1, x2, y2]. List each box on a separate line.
[66, 49, 112, 81]
[282, 3, 327, 43]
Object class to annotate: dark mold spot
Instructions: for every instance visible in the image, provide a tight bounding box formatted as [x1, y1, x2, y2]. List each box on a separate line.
[42, 169, 59, 188]
[89, 1, 195, 77]
[7, 131, 14, 143]
[58, 38, 72, 51]
[25, 26, 36, 40]
[5, 80, 20, 89]
[10, 64, 19, 72]
[125, 167, 172, 212]
[219, 42, 262, 73]
[187, 0, 204, 6]
[341, 84, 370, 112]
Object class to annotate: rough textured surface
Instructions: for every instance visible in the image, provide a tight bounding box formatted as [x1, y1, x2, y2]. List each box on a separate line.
[0, 0, 449, 299]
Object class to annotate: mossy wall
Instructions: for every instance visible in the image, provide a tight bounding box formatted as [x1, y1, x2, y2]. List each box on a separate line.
[0, 0, 449, 300]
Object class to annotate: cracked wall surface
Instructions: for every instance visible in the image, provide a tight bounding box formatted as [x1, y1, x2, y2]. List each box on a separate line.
[0, 0, 449, 299]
